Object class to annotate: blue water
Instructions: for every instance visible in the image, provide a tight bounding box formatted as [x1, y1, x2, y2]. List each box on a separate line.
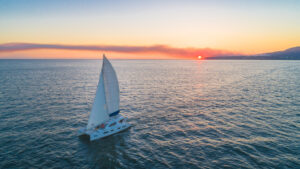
[0, 59, 299, 168]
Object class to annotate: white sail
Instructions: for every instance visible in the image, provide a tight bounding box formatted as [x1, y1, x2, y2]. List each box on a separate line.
[87, 70, 109, 129]
[102, 55, 120, 116]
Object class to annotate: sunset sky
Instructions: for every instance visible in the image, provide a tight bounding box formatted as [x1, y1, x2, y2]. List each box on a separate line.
[0, 0, 299, 59]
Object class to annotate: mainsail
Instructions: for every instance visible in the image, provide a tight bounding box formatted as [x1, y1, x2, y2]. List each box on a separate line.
[86, 55, 120, 129]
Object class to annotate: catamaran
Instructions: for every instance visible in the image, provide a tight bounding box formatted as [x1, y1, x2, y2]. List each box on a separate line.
[78, 55, 131, 141]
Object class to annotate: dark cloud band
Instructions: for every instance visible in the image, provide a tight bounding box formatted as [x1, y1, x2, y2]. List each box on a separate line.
[0, 43, 237, 58]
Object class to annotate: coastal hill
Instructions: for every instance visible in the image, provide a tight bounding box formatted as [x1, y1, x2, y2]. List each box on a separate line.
[208, 47, 300, 60]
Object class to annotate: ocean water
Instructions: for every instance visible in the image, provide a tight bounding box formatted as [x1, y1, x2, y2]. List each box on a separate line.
[0, 59, 299, 169]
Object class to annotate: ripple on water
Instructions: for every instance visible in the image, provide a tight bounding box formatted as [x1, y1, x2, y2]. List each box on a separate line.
[0, 60, 300, 168]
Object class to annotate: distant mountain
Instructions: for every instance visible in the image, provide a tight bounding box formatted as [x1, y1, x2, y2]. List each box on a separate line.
[282, 46, 300, 52]
[208, 46, 300, 60]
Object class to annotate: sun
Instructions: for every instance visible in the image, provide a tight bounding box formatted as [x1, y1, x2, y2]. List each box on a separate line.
[198, 56, 202, 59]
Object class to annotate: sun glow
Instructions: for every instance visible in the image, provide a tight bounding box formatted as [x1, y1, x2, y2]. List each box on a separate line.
[198, 56, 202, 59]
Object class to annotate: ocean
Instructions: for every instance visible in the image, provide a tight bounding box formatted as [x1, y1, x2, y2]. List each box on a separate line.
[0, 59, 299, 168]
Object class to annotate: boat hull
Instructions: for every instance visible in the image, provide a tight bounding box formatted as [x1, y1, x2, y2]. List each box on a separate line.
[78, 115, 131, 141]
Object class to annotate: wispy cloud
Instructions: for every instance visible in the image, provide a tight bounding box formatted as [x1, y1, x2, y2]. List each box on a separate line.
[0, 43, 239, 58]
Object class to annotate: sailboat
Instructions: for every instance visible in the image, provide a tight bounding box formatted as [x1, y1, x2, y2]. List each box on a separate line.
[78, 54, 131, 141]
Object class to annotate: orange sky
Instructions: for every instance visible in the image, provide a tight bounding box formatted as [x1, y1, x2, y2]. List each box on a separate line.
[0, 0, 299, 59]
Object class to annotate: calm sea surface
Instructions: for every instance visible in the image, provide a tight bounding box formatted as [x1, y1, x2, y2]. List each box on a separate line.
[0, 60, 299, 169]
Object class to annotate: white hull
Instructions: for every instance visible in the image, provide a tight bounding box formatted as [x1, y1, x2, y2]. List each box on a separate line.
[78, 115, 130, 141]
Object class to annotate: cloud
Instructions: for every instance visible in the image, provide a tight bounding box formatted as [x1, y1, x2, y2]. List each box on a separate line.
[0, 43, 238, 59]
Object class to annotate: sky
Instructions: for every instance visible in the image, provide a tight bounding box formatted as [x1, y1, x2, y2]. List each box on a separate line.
[0, 0, 299, 59]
